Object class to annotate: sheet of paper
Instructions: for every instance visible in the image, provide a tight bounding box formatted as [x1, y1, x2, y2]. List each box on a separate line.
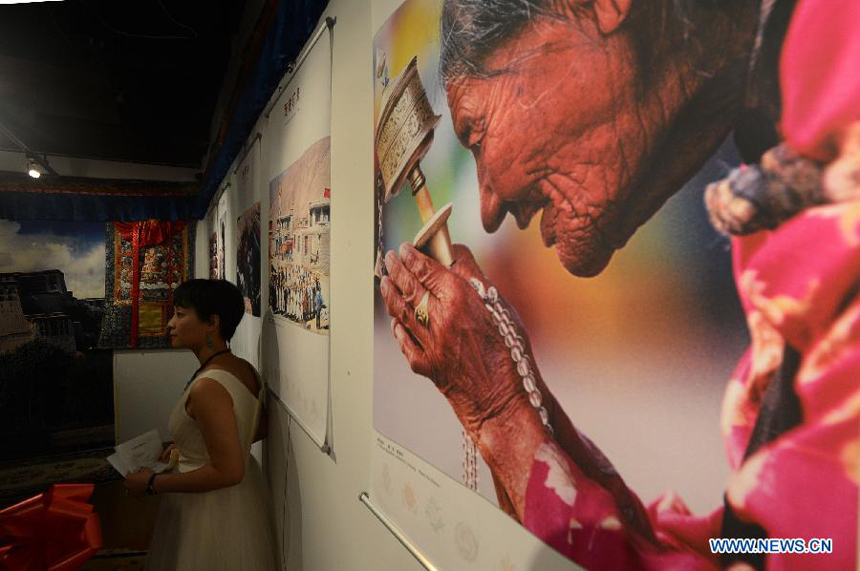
[110, 429, 170, 476]
[106, 451, 131, 477]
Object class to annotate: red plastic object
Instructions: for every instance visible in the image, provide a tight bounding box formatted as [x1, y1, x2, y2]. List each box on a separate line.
[0, 484, 102, 571]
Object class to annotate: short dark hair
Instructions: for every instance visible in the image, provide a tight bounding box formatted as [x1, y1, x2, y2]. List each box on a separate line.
[174, 279, 245, 341]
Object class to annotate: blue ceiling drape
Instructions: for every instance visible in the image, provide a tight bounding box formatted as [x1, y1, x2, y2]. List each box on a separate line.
[193, 0, 330, 219]
[0, 173, 198, 221]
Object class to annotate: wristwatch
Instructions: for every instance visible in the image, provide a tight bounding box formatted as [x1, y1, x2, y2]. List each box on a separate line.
[147, 473, 159, 496]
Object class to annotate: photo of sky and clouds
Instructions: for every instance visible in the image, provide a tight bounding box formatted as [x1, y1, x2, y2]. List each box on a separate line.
[0, 220, 105, 298]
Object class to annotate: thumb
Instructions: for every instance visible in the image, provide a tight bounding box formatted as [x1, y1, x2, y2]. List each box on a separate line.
[450, 244, 485, 282]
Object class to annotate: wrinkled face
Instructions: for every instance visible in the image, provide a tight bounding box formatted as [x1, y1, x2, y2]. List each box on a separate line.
[166, 305, 211, 350]
[446, 16, 728, 276]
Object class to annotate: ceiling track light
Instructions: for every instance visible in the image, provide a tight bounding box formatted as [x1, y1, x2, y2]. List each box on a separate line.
[27, 156, 41, 179]
[0, 119, 59, 177]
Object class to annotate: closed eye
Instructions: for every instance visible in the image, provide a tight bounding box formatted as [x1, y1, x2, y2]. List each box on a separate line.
[466, 124, 484, 155]
[454, 121, 472, 149]
[453, 111, 485, 154]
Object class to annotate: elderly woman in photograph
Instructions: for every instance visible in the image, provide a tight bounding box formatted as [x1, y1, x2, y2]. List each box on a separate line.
[379, 0, 860, 568]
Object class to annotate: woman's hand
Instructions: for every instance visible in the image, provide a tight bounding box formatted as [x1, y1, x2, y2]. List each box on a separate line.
[159, 443, 177, 463]
[380, 243, 545, 441]
[124, 468, 154, 498]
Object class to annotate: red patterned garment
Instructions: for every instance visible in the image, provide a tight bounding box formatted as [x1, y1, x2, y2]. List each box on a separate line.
[523, 201, 860, 570]
[780, 0, 860, 162]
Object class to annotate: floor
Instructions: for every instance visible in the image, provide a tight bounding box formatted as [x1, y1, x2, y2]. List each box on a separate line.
[0, 447, 117, 506]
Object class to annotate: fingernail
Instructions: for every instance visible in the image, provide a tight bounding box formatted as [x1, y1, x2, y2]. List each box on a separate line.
[399, 242, 412, 261]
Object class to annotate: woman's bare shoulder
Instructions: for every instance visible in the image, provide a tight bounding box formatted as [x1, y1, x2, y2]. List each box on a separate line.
[213, 355, 260, 397]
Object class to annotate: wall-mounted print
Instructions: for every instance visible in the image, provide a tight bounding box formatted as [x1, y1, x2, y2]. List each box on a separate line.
[371, 0, 859, 569]
[237, 202, 261, 317]
[218, 214, 226, 281]
[261, 22, 332, 448]
[0, 219, 113, 461]
[268, 137, 330, 334]
[209, 232, 218, 279]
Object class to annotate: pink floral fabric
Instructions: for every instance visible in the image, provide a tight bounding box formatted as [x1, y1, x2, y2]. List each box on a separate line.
[780, 0, 860, 161]
[523, 201, 860, 569]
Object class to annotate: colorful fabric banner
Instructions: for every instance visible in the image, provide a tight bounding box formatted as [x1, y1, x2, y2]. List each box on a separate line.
[99, 220, 194, 349]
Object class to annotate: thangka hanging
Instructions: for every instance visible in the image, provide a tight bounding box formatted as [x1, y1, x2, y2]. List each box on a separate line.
[98, 220, 194, 349]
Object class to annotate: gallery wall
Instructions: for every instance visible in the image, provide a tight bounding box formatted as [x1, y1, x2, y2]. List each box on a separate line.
[182, 0, 605, 568]
[262, 3, 430, 567]
[129, 0, 860, 568]
[113, 350, 198, 443]
[176, 0, 607, 568]
[101, 0, 723, 568]
[7, 0, 851, 567]
[184, 1, 424, 569]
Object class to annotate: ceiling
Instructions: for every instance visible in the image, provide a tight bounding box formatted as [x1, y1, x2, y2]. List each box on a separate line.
[0, 0, 248, 169]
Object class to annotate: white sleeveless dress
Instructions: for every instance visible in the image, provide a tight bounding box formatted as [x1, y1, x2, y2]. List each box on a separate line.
[145, 369, 277, 571]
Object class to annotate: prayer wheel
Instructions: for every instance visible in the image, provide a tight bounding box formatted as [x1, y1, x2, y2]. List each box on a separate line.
[375, 56, 454, 267]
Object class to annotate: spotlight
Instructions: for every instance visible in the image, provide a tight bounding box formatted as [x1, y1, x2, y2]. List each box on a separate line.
[27, 158, 41, 179]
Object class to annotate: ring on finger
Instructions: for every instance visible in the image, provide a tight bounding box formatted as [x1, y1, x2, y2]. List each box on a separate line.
[414, 291, 430, 327]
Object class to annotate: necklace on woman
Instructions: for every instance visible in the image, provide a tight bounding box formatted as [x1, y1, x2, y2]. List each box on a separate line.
[185, 348, 232, 391]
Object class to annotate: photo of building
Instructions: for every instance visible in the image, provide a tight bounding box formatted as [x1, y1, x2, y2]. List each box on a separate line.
[0, 223, 113, 460]
[268, 136, 330, 333]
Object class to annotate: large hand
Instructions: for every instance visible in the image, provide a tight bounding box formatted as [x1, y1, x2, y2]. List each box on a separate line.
[381, 243, 558, 518]
[381, 245, 658, 529]
[380, 242, 542, 443]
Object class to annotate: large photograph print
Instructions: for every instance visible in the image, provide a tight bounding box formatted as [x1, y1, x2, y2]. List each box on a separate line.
[373, 0, 858, 568]
[0, 220, 113, 460]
